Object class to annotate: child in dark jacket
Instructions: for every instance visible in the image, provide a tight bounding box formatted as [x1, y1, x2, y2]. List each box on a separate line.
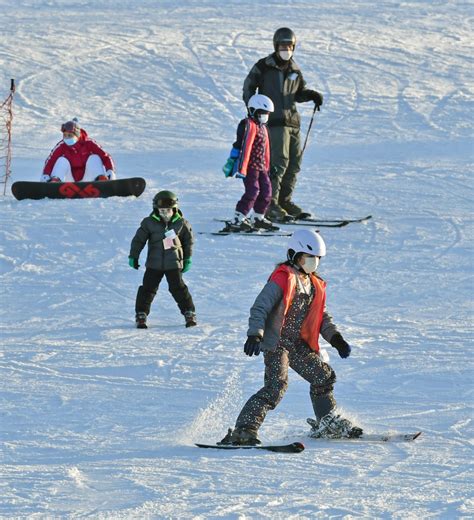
[128, 190, 196, 329]
[219, 229, 362, 446]
[222, 94, 277, 231]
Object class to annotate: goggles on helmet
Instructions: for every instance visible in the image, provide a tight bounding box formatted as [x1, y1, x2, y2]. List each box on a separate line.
[154, 198, 177, 209]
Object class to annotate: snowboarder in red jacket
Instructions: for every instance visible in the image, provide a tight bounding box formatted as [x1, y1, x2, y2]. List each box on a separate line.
[41, 118, 116, 182]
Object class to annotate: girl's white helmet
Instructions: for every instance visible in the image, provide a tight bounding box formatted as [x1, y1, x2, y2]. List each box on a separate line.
[287, 229, 326, 258]
[247, 94, 274, 114]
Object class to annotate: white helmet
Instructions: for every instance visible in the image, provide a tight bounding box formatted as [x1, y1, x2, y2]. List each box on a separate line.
[247, 94, 274, 116]
[287, 229, 326, 260]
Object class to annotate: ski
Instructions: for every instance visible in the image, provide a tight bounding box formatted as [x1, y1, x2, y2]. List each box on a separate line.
[295, 215, 372, 224]
[214, 215, 372, 229]
[199, 231, 291, 237]
[281, 215, 373, 228]
[202, 220, 290, 237]
[308, 432, 422, 442]
[307, 418, 421, 442]
[195, 441, 305, 453]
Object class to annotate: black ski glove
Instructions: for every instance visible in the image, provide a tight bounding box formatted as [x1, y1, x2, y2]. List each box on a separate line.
[311, 90, 323, 107]
[244, 336, 262, 357]
[330, 333, 351, 359]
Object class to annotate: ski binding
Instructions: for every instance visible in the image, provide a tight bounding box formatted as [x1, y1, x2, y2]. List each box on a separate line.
[202, 220, 291, 237]
[307, 418, 421, 442]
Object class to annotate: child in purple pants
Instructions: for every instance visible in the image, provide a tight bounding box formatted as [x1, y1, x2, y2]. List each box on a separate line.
[222, 94, 277, 231]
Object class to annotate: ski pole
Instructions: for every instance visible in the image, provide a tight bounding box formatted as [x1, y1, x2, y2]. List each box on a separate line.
[301, 103, 319, 156]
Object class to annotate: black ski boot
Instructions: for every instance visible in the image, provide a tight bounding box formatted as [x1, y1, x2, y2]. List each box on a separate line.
[135, 312, 148, 329]
[280, 200, 311, 220]
[253, 216, 280, 231]
[184, 311, 197, 328]
[228, 212, 253, 232]
[267, 202, 292, 222]
[218, 428, 261, 446]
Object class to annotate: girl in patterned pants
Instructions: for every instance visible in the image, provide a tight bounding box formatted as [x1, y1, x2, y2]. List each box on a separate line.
[219, 229, 363, 445]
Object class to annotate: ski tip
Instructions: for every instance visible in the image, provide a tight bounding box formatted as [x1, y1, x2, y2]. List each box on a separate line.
[412, 431, 422, 440]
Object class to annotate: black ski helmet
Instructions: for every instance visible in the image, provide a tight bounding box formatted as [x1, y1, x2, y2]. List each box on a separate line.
[273, 27, 296, 51]
[153, 190, 178, 211]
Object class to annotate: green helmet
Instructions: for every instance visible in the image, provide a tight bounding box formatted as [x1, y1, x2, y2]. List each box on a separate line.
[153, 190, 178, 211]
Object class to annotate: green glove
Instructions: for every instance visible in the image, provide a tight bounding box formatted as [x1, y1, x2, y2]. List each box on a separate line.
[222, 157, 236, 178]
[182, 257, 192, 273]
[129, 256, 140, 269]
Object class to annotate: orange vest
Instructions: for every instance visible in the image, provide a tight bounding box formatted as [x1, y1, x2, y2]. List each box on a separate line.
[270, 264, 326, 353]
[238, 118, 270, 176]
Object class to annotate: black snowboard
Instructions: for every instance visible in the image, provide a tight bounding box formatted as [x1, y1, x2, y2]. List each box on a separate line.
[11, 177, 146, 200]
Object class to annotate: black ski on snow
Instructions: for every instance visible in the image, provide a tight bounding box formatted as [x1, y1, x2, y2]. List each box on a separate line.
[195, 441, 305, 453]
[213, 215, 372, 228]
[306, 418, 421, 442]
[202, 220, 291, 237]
[281, 215, 373, 228]
[198, 231, 291, 237]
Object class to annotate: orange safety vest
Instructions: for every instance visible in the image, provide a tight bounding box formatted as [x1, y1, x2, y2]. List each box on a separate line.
[270, 264, 327, 353]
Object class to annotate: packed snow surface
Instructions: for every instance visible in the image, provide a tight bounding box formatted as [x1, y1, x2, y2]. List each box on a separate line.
[1, 0, 473, 517]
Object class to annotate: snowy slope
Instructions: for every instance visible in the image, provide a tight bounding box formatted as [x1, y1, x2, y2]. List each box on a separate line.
[1, 0, 473, 517]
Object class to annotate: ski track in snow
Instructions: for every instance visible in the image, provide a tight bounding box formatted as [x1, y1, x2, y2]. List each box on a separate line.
[1, 0, 473, 518]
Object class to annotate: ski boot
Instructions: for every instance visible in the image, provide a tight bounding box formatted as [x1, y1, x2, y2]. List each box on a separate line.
[95, 174, 109, 181]
[252, 213, 280, 231]
[135, 312, 148, 329]
[266, 202, 293, 223]
[184, 311, 197, 328]
[218, 427, 261, 446]
[309, 410, 363, 439]
[280, 200, 311, 220]
[226, 212, 253, 232]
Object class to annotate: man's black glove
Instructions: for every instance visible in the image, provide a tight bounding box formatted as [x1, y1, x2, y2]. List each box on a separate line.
[244, 336, 262, 357]
[330, 333, 351, 359]
[311, 90, 323, 107]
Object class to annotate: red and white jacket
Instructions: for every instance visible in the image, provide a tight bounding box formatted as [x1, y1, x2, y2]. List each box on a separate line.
[43, 129, 115, 181]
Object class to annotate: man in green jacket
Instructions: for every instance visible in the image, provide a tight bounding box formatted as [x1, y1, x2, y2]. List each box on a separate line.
[243, 27, 323, 221]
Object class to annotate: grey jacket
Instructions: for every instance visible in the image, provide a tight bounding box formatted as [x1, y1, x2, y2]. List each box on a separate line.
[129, 210, 193, 271]
[243, 53, 318, 129]
[247, 267, 339, 352]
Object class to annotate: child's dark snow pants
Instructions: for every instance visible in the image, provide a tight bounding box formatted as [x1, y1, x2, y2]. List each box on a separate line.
[135, 268, 195, 316]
